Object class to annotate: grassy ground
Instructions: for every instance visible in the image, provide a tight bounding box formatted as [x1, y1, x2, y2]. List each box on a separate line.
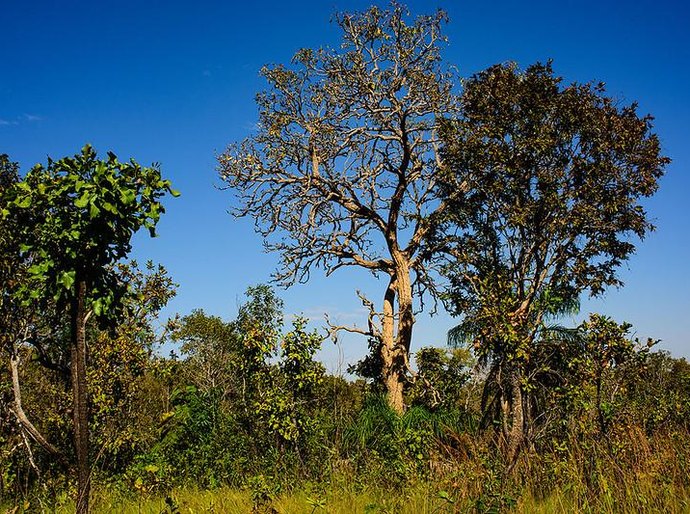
[6, 481, 690, 514]
[5, 435, 690, 513]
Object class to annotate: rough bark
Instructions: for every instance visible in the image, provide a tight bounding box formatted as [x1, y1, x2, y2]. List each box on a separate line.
[505, 370, 525, 466]
[71, 278, 90, 514]
[380, 276, 404, 413]
[379, 261, 415, 414]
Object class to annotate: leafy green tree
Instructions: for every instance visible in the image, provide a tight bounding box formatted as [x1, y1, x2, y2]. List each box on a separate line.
[409, 347, 471, 411]
[233, 286, 325, 451]
[626, 351, 690, 433]
[493, 315, 650, 446]
[571, 314, 654, 435]
[235, 285, 284, 424]
[89, 261, 177, 473]
[156, 286, 325, 483]
[0, 154, 25, 363]
[0, 155, 17, 274]
[171, 309, 239, 403]
[2, 154, 71, 481]
[436, 62, 668, 462]
[160, 287, 283, 473]
[260, 316, 324, 449]
[219, 4, 459, 412]
[4, 145, 178, 513]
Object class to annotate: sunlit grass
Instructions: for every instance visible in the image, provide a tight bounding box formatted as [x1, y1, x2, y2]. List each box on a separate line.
[5, 428, 690, 514]
[8, 478, 688, 514]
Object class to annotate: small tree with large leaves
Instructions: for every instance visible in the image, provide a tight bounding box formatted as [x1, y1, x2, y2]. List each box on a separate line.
[4, 145, 178, 513]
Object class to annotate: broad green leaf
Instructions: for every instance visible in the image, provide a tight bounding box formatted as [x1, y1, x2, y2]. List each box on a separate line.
[120, 189, 136, 205]
[92, 298, 103, 317]
[59, 271, 76, 290]
[75, 194, 90, 208]
[15, 196, 31, 208]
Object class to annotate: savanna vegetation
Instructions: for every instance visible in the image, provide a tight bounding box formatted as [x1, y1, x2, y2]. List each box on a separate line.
[1, 4, 686, 514]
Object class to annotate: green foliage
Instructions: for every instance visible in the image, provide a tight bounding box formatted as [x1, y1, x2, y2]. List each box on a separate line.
[171, 309, 239, 401]
[409, 347, 472, 411]
[130, 286, 328, 489]
[5, 145, 177, 316]
[438, 60, 667, 366]
[472, 459, 519, 513]
[246, 474, 280, 513]
[259, 317, 325, 446]
[237, 284, 283, 374]
[435, 60, 667, 460]
[628, 352, 690, 432]
[344, 394, 468, 484]
[347, 337, 385, 390]
[530, 314, 656, 439]
[0, 8, 684, 513]
[0, 154, 27, 353]
[89, 262, 177, 473]
[0, 146, 178, 513]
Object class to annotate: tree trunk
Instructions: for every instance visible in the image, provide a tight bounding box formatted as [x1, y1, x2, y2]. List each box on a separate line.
[379, 262, 415, 414]
[380, 276, 403, 412]
[505, 369, 524, 466]
[71, 278, 90, 514]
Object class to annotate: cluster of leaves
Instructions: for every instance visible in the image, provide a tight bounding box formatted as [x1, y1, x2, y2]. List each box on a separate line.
[3, 275, 690, 510]
[5, 145, 178, 318]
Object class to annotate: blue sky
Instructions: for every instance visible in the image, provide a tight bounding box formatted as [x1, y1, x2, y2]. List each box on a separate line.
[1, 0, 688, 368]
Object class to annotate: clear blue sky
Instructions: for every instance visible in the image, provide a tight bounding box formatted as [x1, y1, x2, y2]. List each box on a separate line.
[2, 0, 688, 368]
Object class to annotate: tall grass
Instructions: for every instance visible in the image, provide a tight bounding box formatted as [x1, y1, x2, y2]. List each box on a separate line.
[4, 399, 690, 513]
[9, 431, 690, 514]
[35, 476, 689, 514]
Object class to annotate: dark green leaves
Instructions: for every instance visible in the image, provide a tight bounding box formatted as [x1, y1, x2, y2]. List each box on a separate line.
[438, 61, 668, 366]
[59, 270, 76, 290]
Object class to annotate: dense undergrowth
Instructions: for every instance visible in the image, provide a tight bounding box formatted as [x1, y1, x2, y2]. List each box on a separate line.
[6, 427, 690, 513]
[2, 286, 690, 512]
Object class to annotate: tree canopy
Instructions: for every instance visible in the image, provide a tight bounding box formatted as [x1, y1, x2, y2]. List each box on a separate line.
[9, 145, 178, 316]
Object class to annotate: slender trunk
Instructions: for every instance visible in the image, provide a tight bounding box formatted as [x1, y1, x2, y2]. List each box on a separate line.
[71, 278, 90, 514]
[506, 369, 524, 466]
